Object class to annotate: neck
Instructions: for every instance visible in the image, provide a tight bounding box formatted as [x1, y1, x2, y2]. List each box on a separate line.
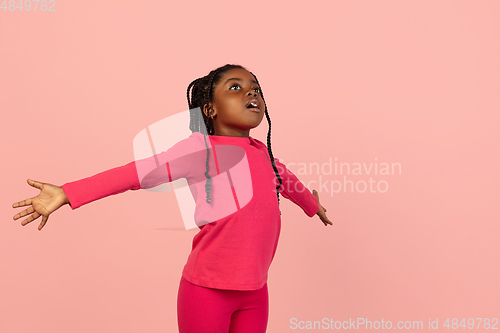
[213, 129, 250, 138]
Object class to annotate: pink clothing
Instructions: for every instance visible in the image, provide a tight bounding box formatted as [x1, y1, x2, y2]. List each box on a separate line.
[177, 276, 268, 332]
[61, 132, 318, 290]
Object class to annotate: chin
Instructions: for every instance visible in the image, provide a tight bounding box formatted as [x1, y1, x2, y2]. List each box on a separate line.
[252, 119, 264, 128]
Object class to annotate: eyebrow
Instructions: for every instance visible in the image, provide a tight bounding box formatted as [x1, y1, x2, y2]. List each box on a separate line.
[224, 78, 259, 85]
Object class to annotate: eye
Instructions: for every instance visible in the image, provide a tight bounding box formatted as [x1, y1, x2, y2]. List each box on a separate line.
[229, 83, 241, 90]
[229, 83, 261, 94]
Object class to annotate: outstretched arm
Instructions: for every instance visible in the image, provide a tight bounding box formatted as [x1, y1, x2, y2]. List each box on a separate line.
[61, 133, 202, 210]
[12, 132, 202, 231]
[273, 157, 333, 226]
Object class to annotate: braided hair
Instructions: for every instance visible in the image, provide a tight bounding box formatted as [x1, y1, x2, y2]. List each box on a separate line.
[186, 64, 283, 214]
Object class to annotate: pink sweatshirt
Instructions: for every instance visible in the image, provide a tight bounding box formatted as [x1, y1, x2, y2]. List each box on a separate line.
[61, 132, 318, 290]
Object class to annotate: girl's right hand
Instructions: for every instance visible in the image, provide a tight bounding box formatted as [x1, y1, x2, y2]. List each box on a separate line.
[12, 179, 70, 231]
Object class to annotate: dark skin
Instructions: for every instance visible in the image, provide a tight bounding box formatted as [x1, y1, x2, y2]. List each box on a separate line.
[204, 68, 333, 226]
[203, 68, 265, 138]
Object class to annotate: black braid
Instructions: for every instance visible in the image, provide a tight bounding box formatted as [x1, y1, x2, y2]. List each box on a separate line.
[186, 64, 283, 213]
[250, 71, 282, 215]
[201, 68, 221, 204]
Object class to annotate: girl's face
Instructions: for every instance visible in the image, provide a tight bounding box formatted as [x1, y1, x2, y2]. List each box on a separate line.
[204, 68, 265, 137]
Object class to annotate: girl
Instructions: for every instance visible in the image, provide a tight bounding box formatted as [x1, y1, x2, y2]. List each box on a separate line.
[12, 64, 333, 333]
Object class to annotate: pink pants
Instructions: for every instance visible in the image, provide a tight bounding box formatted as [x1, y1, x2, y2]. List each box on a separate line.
[177, 276, 269, 333]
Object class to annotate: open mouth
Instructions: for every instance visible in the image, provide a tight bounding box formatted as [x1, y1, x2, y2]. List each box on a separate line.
[245, 99, 260, 112]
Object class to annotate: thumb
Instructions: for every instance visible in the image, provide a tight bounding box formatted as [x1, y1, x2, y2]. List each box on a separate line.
[27, 179, 43, 190]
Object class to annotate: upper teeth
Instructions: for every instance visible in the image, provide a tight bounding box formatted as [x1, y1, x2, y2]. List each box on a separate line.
[249, 102, 257, 107]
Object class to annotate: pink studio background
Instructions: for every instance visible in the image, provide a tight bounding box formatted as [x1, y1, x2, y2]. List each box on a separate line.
[1, 1, 499, 332]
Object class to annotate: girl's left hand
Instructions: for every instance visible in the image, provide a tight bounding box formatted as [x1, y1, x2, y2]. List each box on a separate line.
[312, 189, 333, 226]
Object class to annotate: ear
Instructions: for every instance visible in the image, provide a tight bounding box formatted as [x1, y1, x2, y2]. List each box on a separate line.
[203, 103, 216, 117]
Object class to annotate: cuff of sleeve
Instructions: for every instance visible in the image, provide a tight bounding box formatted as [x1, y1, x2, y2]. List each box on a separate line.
[305, 196, 319, 217]
[61, 183, 78, 210]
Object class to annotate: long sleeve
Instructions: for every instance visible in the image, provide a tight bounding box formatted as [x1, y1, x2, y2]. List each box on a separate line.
[61, 160, 140, 210]
[273, 157, 319, 217]
[61, 133, 201, 210]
